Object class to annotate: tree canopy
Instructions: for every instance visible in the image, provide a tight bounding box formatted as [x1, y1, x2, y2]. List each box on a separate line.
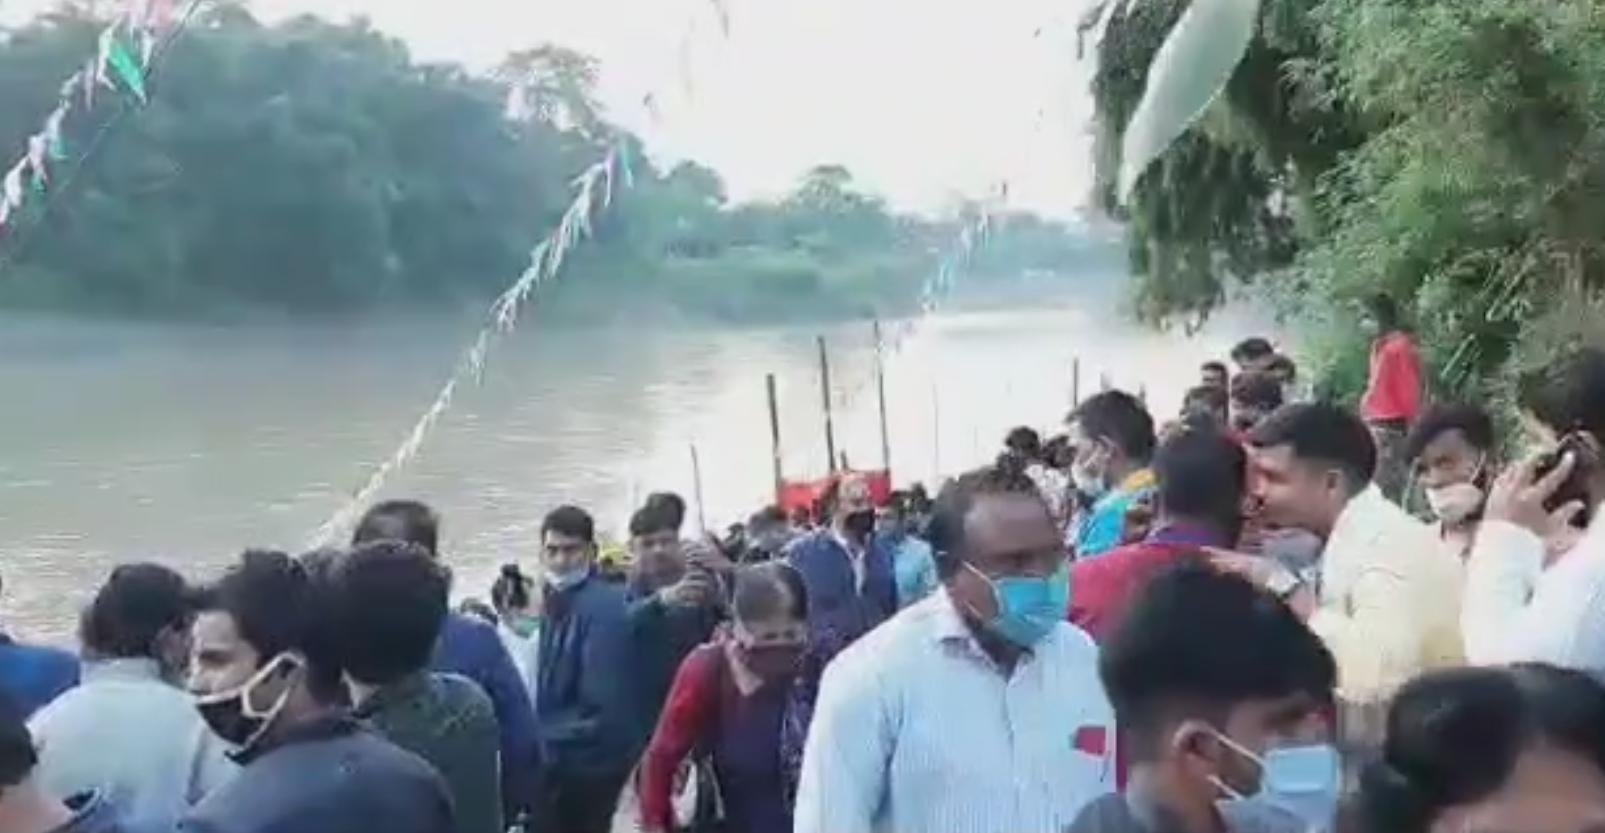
[0, 2, 1113, 323]
[1089, 0, 1605, 400]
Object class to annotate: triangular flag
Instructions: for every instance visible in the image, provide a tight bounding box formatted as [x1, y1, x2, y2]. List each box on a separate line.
[104, 36, 148, 102]
[3, 162, 26, 207]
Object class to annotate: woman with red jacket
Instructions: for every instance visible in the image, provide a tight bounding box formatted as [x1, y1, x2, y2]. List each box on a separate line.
[637, 562, 821, 833]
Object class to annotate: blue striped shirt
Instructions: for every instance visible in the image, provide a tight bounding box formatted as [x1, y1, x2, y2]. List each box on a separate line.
[794, 590, 1117, 833]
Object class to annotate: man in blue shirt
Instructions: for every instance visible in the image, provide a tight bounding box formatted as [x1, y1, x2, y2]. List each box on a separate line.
[0, 573, 77, 717]
[1067, 390, 1157, 560]
[877, 491, 937, 608]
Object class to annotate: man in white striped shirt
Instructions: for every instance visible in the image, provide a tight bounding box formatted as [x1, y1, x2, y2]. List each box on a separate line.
[794, 461, 1116, 833]
[1462, 346, 1605, 676]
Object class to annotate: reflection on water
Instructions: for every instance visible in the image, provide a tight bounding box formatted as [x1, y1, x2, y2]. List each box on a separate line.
[0, 301, 1268, 639]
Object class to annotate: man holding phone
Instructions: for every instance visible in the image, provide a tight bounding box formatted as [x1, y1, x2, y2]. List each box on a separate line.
[1461, 346, 1605, 677]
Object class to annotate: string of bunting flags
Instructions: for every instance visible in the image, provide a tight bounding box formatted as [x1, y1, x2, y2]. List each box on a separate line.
[308, 143, 631, 547]
[0, 0, 177, 233]
[308, 0, 738, 546]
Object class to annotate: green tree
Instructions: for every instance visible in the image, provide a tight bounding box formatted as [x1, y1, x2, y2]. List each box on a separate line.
[0, 3, 1118, 325]
[1088, 0, 1605, 397]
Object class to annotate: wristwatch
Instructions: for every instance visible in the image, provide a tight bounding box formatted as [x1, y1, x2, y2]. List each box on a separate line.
[1264, 567, 1303, 602]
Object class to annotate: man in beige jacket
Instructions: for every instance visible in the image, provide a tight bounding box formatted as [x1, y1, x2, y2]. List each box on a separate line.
[1219, 402, 1464, 703]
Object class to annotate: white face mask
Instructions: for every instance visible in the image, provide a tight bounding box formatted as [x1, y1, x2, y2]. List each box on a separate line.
[1425, 482, 1484, 524]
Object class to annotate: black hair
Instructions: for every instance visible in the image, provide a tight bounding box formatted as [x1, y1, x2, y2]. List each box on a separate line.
[926, 461, 1049, 579]
[323, 540, 449, 687]
[541, 504, 596, 544]
[298, 547, 347, 582]
[730, 562, 809, 624]
[749, 505, 787, 526]
[79, 562, 197, 660]
[643, 492, 688, 531]
[1100, 559, 1336, 760]
[1153, 427, 1247, 523]
[1004, 426, 1044, 459]
[352, 499, 440, 556]
[1265, 354, 1297, 381]
[1248, 401, 1377, 491]
[198, 549, 345, 703]
[1402, 403, 1496, 463]
[1230, 337, 1275, 365]
[1355, 664, 1605, 833]
[1515, 345, 1605, 442]
[1364, 292, 1402, 331]
[629, 502, 679, 538]
[1201, 360, 1229, 378]
[1229, 371, 1285, 411]
[491, 563, 533, 612]
[1070, 390, 1157, 463]
[0, 688, 34, 788]
[1182, 385, 1229, 415]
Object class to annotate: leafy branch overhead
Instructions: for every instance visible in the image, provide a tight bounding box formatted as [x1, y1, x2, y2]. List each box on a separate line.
[1088, 0, 1605, 398]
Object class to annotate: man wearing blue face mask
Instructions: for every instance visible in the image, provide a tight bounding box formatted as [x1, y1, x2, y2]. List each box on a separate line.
[533, 505, 639, 833]
[794, 460, 1115, 833]
[1069, 560, 1340, 833]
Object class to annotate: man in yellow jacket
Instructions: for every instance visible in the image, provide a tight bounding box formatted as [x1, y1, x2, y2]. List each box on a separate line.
[1219, 402, 1463, 703]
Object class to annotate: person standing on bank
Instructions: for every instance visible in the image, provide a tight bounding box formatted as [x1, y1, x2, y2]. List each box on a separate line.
[1067, 390, 1158, 560]
[784, 473, 897, 663]
[794, 462, 1114, 833]
[1359, 293, 1424, 501]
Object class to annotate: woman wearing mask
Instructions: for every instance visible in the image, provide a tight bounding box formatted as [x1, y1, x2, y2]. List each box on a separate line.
[490, 564, 540, 699]
[1402, 404, 1497, 559]
[1351, 664, 1605, 833]
[637, 562, 818, 833]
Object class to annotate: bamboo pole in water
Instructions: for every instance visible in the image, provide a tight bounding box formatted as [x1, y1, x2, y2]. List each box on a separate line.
[872, 320, 892, 476]
[1071, 356, 1082, 407]
[764, 373, 784, 504]
[816, 335, 838, 475]
[930, 380, 942, 484]
[689, 443, 708, 533]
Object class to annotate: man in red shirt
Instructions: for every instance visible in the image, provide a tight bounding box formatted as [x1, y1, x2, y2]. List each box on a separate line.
[1070, 427, 1249, 643]
[1359, 293, 1424, 500]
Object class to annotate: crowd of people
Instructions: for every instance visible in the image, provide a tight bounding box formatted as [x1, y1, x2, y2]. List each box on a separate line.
[4, 294, 1605, 833]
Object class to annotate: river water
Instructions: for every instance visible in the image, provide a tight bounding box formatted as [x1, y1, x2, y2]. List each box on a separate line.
[0, 300, 1268, 640]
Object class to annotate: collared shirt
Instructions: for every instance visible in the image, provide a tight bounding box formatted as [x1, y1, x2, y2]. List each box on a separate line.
[793, 590, 1116, 833]
[29, 658, 235, 832]
[1073, 469, 1156, 560]
[1461, 514, 1605, 677]
[1314, 486, 1464, 702]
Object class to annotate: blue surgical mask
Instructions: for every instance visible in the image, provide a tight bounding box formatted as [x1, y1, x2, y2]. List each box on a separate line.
[968, 563, 1070, 647]
[1211, 732, 1341, 833]
[546, 566, 589, 591]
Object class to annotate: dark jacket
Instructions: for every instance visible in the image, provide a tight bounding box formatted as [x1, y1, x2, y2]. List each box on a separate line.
[0, 633, 78, 716]
[625, 584, 722, 747]
[177, 715, 454, 833]
[355, 673, 502, 833]
[784, 530, 897, 660]
[433, 612, 541, 819]
[536, 572, 637, 777]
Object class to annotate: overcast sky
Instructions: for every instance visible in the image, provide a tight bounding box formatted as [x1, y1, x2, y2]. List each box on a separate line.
[13, 0, 1102, 216]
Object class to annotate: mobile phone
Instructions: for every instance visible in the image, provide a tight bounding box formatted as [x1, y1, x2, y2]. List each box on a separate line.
[1535, 434, 1595, 528]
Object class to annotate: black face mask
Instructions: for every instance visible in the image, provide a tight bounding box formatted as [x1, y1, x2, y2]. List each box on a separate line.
[196, 692, 264, 748]
[738, 644, 805, 680]
[842, 509, 875, 540]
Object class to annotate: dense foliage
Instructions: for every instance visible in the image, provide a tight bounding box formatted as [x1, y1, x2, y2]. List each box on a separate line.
[0, 2, 1113, 323]
[1088, 0, 1605, 399]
